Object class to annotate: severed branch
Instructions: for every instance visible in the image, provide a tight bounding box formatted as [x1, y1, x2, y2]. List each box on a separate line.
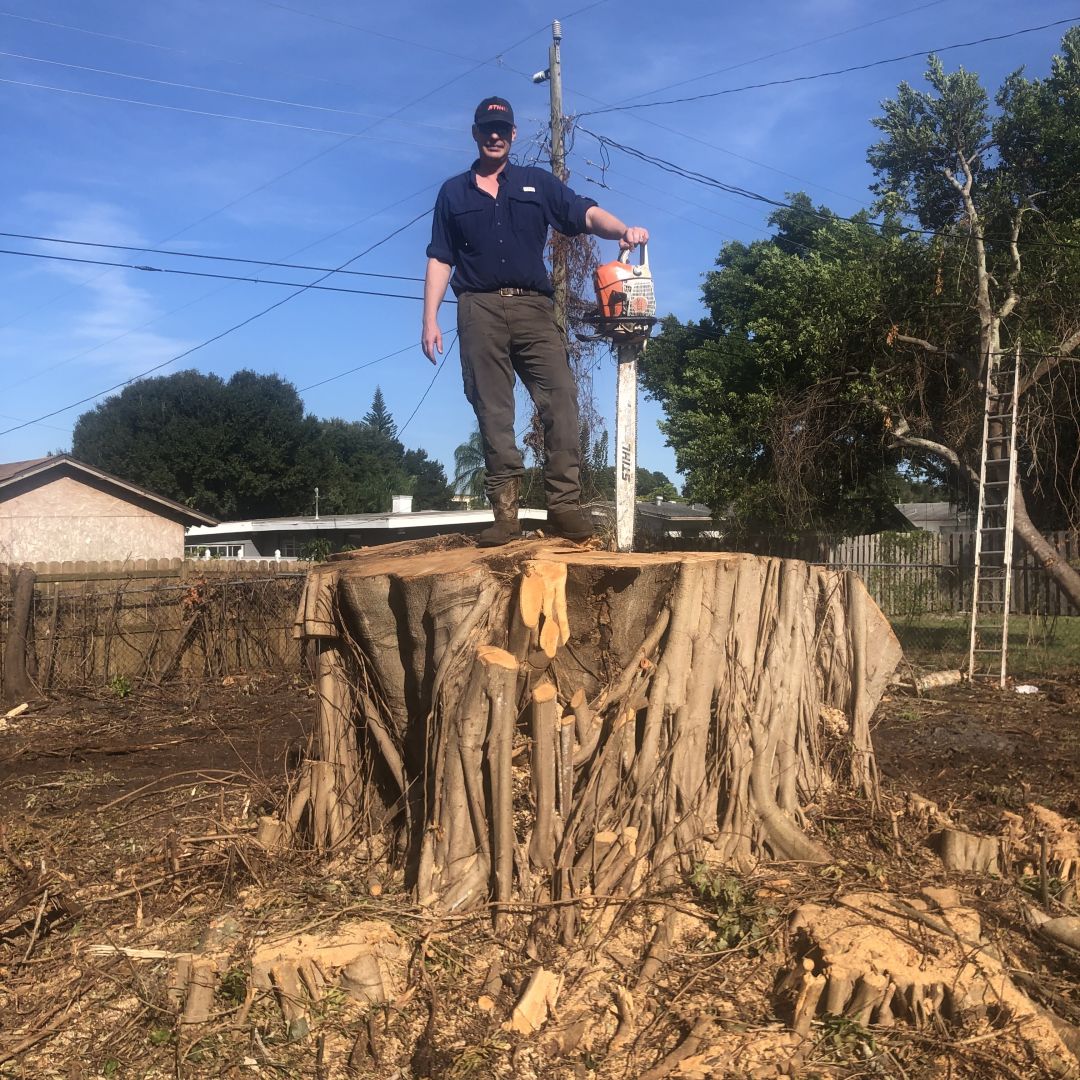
[888, 420, 979, 486]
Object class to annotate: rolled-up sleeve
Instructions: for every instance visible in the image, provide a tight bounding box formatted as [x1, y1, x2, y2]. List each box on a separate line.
[542, 173, 597, 237]
[426, 185, 454, 264]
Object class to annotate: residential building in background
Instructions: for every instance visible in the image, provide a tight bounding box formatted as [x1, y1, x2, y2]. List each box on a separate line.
[0, 455, 216, 565]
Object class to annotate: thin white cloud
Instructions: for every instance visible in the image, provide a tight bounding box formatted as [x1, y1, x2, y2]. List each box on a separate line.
[0, 195, 194, 380]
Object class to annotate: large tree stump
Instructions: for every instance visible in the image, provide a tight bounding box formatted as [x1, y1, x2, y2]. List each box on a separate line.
[285, 537, 900, 914]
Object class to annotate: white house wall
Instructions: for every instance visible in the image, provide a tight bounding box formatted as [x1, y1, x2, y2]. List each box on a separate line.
[0, 474, 184, 564]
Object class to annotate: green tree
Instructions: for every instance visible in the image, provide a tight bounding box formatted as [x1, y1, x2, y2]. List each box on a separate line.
[405, 448, 454, 510]
[363, 386, 397, 438]
[453, 429, 487, 506]
[643, 34, 1080, 606]
[72, 369, 312, 518]
[73, 373, 453, 517]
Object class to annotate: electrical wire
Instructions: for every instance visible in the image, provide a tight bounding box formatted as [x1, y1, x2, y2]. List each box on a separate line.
[0, 15, 548, 335]
[0, 49, 462, 133]
[0, 230, 425, 283]
[0, 128, 540, 397]
[0, 246, 435, 301]
[578, 15, 1080, 116]
[0, 207, 432, 438]
[398, 334, 458, 436]
[0, 77, 465, 150]
[249, 0, 528, 72]
[611, 0, 953, 104]
[3, 183, 440, 395]
[0, 7, 489, 91]
[568, 148, 768, 239]
[297, 343, 419, 393]
[577, 126, 1080, 254]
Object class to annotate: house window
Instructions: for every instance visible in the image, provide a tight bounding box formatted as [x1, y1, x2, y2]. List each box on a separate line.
[279, 537, 305, 558]
[185, 543, 244, 559]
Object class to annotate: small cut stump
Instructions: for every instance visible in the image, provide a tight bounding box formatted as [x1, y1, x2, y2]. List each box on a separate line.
[281, 537, 901, 919]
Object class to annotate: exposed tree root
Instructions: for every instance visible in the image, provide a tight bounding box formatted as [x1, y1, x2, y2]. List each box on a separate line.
[784, 888, 1080, 1073]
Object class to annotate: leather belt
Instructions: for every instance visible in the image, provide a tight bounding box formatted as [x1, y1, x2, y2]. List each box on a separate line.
[494, 287, 543, 296]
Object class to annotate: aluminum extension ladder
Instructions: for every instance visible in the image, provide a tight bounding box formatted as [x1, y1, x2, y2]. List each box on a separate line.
[967, 344, 1021, 687]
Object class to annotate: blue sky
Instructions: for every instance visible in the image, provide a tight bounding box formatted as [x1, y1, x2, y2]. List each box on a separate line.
[1, 0, 1076, 494]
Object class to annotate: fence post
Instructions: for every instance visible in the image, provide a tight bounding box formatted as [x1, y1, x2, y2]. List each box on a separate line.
[2, 566, 36, 706]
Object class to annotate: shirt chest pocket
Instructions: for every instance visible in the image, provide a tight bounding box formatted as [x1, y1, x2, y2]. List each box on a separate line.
[451, 205, 488, 254]
[508, 189, 546, 238]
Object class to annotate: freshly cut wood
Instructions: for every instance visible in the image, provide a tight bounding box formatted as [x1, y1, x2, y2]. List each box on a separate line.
[786, 890, 1079, 1070]
[507, 967, 563, 1034]
[167, 919, 404, 1034]
[1026, 905, 1080, 953]
[914, 669, 964, 692]
[282, 538, 901, 916]
[180, 958, 218, 1025]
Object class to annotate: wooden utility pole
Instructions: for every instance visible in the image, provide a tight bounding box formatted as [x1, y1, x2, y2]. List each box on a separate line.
[547, 20, 567, 334]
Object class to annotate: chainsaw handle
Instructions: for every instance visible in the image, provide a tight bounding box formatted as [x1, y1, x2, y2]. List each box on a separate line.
[617, 241, 649, 270]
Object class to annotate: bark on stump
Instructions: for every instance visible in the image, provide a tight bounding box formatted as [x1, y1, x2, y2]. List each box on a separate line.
[285, 537, 900, 915]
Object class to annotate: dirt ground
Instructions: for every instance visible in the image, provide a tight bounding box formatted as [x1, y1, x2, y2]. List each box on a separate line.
[2, 670, 1080, 1079]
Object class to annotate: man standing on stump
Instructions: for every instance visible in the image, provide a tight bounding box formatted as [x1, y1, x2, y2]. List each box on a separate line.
[422, 96, 648, 546]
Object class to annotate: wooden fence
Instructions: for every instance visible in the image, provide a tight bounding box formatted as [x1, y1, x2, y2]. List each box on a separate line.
[0, 564, 307, 692]
[823, 529, 1079, 618]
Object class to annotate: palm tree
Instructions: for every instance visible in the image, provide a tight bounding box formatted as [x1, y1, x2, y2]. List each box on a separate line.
[453, 429, 486, 507]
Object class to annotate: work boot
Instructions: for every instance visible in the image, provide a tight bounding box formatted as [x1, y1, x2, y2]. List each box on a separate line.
[476, 479, 523, 547]
[546, 504, 594, 542]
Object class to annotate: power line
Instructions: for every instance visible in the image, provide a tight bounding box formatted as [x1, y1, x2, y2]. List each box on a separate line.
[578, 15, 1080, 116]
[398, 335, 458, 437]
[0, 207, 432, 438]
[577, 125, 1080, 254]
[0, 18, 540, 335]
[569, 149, 767, 238]
[249, 0, 531, 74]
[3, 183, 440, 395]
[0, 77, 465, 150]
[0, 49, 462, 133]
[0, 246, 435, 301]
[0, 7, 489, 91]
[298, 344, 419, 393]
[0, 129, 534, 399]
[611, 0, 952, 105]
[0, 230, 425, 283]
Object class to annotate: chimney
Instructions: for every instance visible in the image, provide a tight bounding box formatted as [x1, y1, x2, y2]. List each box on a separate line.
[655, 495, 664, 505]
[392, 495, 413, 514]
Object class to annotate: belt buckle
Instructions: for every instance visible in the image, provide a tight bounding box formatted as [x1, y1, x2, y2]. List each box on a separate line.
[498, 287, 516, 296]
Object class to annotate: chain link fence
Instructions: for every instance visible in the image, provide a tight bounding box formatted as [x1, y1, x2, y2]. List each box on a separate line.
[823, 530, 1080, 677]
[1, 571, 307, 691]
[649, 526, 1080, 678]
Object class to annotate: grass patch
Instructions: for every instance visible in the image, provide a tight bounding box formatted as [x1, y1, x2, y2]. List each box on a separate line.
[889, 611, 1080, 676]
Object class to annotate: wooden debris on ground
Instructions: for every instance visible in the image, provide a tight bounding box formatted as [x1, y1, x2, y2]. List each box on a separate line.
[166, 917, 406, 1033]
[783, 888, 1079, 1073]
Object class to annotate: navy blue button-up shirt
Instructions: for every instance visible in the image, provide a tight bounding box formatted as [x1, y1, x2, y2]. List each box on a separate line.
[426, 162, 597, 296]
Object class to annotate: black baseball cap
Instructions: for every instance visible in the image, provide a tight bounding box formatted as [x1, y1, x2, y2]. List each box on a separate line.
[474, 97, 514, 128]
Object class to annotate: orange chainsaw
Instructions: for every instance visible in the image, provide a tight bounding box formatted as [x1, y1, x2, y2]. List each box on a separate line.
[585, 242, 656, 343]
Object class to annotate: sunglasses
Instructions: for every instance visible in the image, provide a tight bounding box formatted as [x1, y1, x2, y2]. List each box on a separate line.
[477, 122, 513, 138]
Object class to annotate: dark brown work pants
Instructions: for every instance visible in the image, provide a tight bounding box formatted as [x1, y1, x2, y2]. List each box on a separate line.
[456, 291, 581, 509]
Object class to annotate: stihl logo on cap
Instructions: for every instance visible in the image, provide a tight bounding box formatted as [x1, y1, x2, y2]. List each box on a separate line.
[486, 104, 508, 114]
